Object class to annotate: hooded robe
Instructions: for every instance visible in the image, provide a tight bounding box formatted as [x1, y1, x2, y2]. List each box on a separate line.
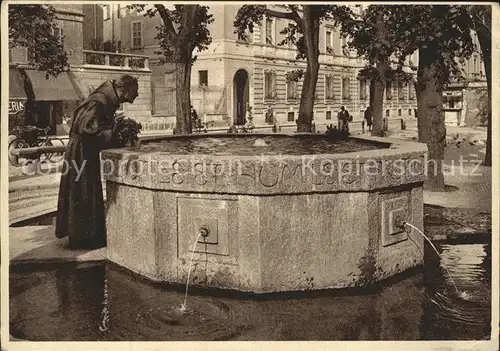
[55, 80, 120, 249]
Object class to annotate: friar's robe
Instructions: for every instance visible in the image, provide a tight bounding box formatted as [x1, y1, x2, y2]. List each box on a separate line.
[55, 80, 120, 249]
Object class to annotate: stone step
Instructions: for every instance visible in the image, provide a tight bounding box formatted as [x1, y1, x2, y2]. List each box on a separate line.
[9, 186, 59, 202]
[9, 196, 59, 225]
[9, 188, 107, 225]
[10, 196, 55, 213]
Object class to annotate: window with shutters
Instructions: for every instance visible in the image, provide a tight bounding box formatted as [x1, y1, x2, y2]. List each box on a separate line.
[131, 21, 143, 49]
[325, 75, 335, 100]
[264, 69, 277, 100]
[342, 77, 350, 100]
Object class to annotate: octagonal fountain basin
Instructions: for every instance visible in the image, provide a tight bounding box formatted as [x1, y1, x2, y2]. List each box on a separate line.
[101, 133, 428, 293]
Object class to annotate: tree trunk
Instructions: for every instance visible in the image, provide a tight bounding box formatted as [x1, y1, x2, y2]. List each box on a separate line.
[371, 59, 388, 137]
[170, 5, 198, 135]
[369, 78, 375, 106]
[476, 13, 491, 166]
[174, 61, 192, 134]
[484, 109, 491, 166]
[297, 62, 319, 132]
[371, 10, 388, 137]
[296, 7, 320, 133]
[416, 46, 446, 192]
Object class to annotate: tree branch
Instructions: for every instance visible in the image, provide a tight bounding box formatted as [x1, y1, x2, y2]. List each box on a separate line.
[155, 5, 177, 36]
[180, 5, 198, 55]
[266, 8, 301, 24]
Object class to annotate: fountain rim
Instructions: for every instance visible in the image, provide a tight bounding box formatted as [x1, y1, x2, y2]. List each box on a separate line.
[106, 132, 428, 159]
[100, 133, 427, 195]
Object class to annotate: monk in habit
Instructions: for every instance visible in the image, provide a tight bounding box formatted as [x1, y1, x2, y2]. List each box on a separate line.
[55, 75, 139, 249]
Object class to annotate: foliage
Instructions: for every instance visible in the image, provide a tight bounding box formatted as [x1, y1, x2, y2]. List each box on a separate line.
[324, 125, 350, 140]
[12, 125, 49, 147]
[127, 5, 214, 134]
[89, 37, 122, 53]
[128, 5, 214, 65]
[465, 5, 491, 165]
[9, 4, 69, 78]
[345, 6, 395, 66]
[347, 6, 418, 91]
[191, 111, 207, 133]
[285, 69, 304, 82]
[113, 116, 142, 147]
[349, 5, 477, 88]
[233, 5, 266, 41]
[389, 5, 476, 84]
[475, 88, 489, 126]
[87, 37, 123, 65]
[234, 5, 356, 60]
[357, 65, 414, 84]
[389, 5, 477, 190]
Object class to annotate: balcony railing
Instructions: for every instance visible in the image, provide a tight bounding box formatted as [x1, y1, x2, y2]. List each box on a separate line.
[83, 50, 149, 70]
[467, 72, 486, 82]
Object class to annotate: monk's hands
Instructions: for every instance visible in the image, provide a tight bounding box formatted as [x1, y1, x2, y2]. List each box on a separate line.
[101, 129, 113, 143]
[114, 111, 125, 120]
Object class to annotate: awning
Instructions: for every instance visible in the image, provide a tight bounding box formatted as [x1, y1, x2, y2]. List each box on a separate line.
[9, 68, 27, 100]
[25, 70, 79, 101]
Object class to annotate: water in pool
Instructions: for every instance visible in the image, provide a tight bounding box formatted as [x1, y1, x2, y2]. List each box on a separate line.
[138, 135, 389, 156]
[9, 240, 491, 341]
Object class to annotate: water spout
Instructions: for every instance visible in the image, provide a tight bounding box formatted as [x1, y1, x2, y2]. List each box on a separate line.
[401, 221, 462, 296]
[180, 229, 206, 313]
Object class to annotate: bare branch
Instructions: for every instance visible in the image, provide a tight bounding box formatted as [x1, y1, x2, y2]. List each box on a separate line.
[155, 5, 177, 36]
[266, 8, 301, 24]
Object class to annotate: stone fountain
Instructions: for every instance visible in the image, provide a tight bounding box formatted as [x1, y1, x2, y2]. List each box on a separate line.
[101, 133, 427, 293]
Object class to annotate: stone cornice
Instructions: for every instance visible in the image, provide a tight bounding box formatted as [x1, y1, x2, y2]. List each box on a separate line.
[101, 135, 427, 195]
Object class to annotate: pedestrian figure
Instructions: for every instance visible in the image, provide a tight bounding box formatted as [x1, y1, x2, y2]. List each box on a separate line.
[55, 75, 139, 249]
[272, 112, 281, 133]
[244, 105, 255, 132]
[265, 105, 274, 124]
[364, 106, 373, 133]
[191, 105, 205, 132]
[337, 106, 351, 132]
[190, 105, 198, 122]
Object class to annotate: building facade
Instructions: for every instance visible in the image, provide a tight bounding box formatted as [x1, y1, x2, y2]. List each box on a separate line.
[8, 4, 152, 135]
[82, 4, 104, 50]
[192, 5, 420, 127]
[443, 30, 487, 127]
[104, 4, 487, 130]
[103, 4, 419, 129]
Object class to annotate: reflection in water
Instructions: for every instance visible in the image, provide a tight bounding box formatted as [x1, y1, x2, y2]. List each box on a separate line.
[420, 243, 491, 340]
[98, 278, 109, 333]
[9, 242, 491, 341]
[10, 264, 105, 340]
[405, 222, 461, 295]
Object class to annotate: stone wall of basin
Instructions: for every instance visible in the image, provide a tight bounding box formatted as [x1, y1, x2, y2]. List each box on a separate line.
[103, 135, 427, 293]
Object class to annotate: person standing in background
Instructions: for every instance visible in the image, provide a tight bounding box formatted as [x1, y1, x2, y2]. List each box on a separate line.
[338, 106, 351, 132]
[364, 106, 373, 133]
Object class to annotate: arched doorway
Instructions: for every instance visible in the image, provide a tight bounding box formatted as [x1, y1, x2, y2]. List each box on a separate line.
[233, 69, 249, 126]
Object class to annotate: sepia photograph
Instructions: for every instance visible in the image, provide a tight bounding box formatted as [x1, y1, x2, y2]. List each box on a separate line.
[1, 1, 498, 350]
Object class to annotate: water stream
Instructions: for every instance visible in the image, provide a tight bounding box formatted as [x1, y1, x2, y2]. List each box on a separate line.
[180, 232, 203, 313]
[404, 221, 462, 296]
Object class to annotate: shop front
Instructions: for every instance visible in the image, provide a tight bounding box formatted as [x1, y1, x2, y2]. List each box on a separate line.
[23, 69, 80, 135]
[8, 68, 28, 134]
[443, 89, 465, 126]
